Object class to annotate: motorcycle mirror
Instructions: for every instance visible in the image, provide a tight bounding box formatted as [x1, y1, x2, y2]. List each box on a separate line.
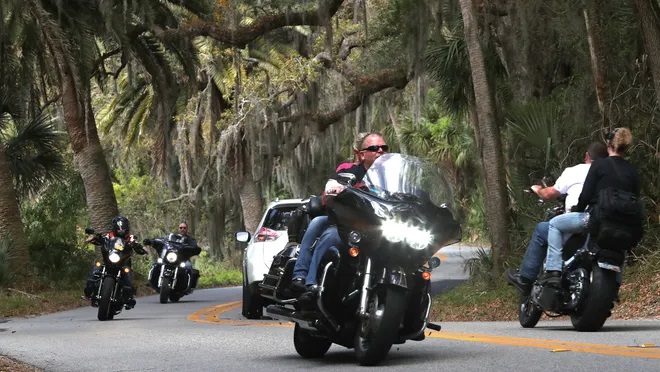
[85, 228, 95, 234]
[235, 231, 250, 243]
[337, 172, 357, 186]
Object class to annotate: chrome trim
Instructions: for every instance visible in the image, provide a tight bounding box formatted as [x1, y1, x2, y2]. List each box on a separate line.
[358, 258, 373, 318]
[317, 261, 340, 332]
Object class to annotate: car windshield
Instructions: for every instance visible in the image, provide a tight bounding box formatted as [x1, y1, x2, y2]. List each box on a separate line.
[262, 206, 298, 231]
[362, 153, 454, 210]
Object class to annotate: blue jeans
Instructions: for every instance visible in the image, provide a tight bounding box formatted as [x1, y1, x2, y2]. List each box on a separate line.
[306, 226, 342, 286]
[292, 216, 329, 281]
[519, 222, 549, 281]
[547, 212, 589, 271]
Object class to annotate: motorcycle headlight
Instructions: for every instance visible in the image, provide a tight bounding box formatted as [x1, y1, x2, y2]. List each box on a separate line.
[179, 262, 187, 268]
[165, 252, 178, 263]
[109, 252, 121, 263]
[157, 258, 163, 264]
[380, 218, 433, 250]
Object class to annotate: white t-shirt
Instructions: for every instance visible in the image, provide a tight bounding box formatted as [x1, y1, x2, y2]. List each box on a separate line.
[553, 163, 591, 211]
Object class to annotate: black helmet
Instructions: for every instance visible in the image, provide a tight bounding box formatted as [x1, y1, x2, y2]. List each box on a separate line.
[111, 216, 130, 237]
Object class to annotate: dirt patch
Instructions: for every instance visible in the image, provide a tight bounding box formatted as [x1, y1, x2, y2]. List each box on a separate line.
[0, 356, 41, 372]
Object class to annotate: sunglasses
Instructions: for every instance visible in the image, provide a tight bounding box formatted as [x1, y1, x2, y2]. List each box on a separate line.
[179, 226, 188, 230]
[361, 145, 389, 152]
[606, 128, 620, 142]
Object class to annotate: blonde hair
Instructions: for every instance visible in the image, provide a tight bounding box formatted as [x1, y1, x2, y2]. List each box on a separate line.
[610, 127, 633, 154]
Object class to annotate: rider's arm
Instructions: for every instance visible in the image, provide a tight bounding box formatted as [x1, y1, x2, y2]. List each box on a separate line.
[532, 185, 561, 201]
[575, 161, 600, 212]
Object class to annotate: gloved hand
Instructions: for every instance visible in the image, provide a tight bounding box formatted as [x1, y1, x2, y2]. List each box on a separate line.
[143, 239, 152, 246]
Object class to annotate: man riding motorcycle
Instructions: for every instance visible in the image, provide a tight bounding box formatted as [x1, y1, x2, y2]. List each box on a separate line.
[505, 142, 608, 294]
[83, 216, 147, 309]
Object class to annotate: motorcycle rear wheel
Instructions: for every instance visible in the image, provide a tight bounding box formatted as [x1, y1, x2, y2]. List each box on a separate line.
[97, 277, 115, 321]
[293, 324, 332, 358]
[160, 278, 171, 304]
[354, 286, 407, 366]
[570, 265, 617, 332]
[518, 294, 542, 328]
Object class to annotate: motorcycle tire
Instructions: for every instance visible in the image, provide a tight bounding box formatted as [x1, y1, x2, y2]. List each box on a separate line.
[293, 324, 332, 358]
[518, 294, 542, 328]
[97, 277, 115, 321]
[160, 278, 171, 304]
[354, 286, 407, 366]
[570, 265, 617, 332]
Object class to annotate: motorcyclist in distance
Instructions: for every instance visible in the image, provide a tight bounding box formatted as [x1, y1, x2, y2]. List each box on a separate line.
[84, 216, 147, 309]
[143, 222, 202, 291]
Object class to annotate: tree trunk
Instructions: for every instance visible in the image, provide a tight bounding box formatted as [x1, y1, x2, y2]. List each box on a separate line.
[631, 0, 660, 106]
[62, 74, 118, 232]
[238, 176, 263, 236]
[583, 0, 611, 129]
[459, 0, 511, 278]
[0, 146, 30, 280]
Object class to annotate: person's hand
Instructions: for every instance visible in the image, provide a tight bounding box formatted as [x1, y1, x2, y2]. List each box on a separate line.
[143, 239, 152, 246]
[531, 185, 542, 194]
[85, 236, 96, 243]
[326, 185, 345, 195]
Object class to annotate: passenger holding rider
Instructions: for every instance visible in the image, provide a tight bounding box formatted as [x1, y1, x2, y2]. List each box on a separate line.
[288, 132, 374, 294]
[83, 216, 147, 309]
[542, 128, 640, 287]
[505, 142, 608, 294]
[293, 133, 389, 298]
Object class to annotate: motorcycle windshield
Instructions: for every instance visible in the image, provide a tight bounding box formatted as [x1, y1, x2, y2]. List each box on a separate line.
[362, 153, 454, 211]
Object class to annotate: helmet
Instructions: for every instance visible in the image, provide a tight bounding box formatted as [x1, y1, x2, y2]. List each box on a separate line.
[111, 216, 130, 237]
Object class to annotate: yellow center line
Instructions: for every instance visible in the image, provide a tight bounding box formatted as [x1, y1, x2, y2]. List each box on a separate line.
[188, 302, 660, 359]
[427, 331, 660, 359]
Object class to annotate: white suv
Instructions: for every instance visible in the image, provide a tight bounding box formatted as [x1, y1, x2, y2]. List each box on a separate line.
[236, 198, 305, 319]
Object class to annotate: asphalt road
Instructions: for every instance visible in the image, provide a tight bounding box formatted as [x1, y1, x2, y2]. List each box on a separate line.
[1, 244, 658, 371]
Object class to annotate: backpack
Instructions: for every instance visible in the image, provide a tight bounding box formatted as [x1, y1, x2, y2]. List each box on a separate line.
[589, 187, 644, 251]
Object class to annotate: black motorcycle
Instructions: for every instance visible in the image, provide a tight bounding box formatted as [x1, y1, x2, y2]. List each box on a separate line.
[85, 228, 144, 321]
[145, 234, 201, 304]
[518, 186, 623, 331]
[261, 154, 462, 366]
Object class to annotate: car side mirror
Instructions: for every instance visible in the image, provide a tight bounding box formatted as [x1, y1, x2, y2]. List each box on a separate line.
[337, 172, 357, 186]
[85, 228, 95, 234]
[235, 231, 251, 243]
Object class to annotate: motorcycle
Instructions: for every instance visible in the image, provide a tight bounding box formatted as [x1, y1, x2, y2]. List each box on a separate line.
[85, 228, 144, 321]
[145, 234, 201, 304]
[261, 154, 462, 366]
[518, 181, 622, 332]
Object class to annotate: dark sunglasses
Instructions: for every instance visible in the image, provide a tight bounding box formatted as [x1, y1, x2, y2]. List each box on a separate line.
[606, 127, 620, 142]
[179, 226, 188, 230]
[361, 144, 389, 152]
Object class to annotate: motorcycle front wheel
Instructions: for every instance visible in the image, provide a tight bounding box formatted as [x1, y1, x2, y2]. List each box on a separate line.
[97, 277, 115, 321]
[518, 294, 542, 328]
[160, 277, 171, 304]
[354, 286, 407, 366]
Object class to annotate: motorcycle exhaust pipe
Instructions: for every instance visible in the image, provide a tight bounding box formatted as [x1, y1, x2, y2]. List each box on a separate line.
[265, 305, 317, 331]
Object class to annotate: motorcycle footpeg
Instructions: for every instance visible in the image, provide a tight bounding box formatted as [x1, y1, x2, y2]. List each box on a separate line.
[427, 322, 441, 331]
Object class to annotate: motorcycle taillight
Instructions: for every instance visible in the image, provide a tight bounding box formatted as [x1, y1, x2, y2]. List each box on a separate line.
[255, 227, 280, 242]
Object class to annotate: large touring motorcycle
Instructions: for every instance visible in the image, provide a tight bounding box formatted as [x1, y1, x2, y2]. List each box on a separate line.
[261, 154, 462, 365]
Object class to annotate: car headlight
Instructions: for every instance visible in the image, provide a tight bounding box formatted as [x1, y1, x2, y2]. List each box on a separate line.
[380, 218, 433, 250]
[166, 252, 178, 263]
[109, 252, 121, 263]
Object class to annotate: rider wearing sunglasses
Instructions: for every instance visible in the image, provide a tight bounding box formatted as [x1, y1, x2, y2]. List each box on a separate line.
[291, 133, 389, 302]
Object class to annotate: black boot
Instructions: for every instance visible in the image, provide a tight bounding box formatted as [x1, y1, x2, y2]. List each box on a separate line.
[504, 268, 533, 295]
[123, 286, 136, 310]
